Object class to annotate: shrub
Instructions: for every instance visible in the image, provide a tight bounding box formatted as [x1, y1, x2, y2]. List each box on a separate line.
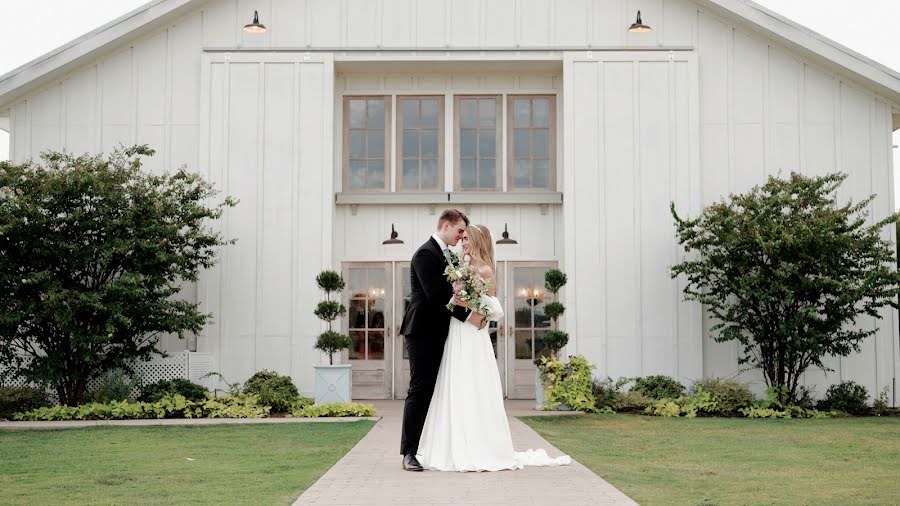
[0, 146, 235, 405]
[537, 355, 597, 412]
[291, 402, 376, 417]
[592, 377, 628, 411]
[0, 386, 51, 420]
[138, 378, 209, 403]
[643, 388, 718, 418]
[544, 269, 568, 294]
[541, 330, 569, 357]
[196, 394, 270, 418]
[292, 396, 314, 411]
[671, 172, 900, 405]
[794, 385, 817, 410]
[88, 368, 141, 403]
[242, 370, 299, 413]
[543, 302, 566, 320]
[632, 375, 685, 400]
[14, 393, 269, 421]
[740, 405, 829, 419]
[873, 388, 891, 416]
[620, 390, 654, 412]
[691, 378, 757, 416]
[819, 381, 869, 414]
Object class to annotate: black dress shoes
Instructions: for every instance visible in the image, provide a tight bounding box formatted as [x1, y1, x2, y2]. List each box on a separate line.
[402, 453, 424, 471]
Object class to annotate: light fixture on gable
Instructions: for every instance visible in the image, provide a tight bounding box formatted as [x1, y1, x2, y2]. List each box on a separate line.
[243, 10, 267, 34]
[628, 10, 652, 33]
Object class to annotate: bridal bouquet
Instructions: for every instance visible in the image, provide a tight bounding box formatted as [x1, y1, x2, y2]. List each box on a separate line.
[444, 251, 492, 321]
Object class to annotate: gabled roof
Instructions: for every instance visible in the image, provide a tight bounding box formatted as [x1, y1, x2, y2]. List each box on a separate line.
[0, 0, 197, 110]
[697, 0, 900, 107]
[1, 0, 899, 111]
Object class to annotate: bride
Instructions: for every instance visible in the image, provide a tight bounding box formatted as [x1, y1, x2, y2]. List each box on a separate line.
[417, 224, 571, 472]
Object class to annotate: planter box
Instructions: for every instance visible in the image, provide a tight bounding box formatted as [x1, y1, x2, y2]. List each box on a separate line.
[314, 364, 352, 404]
[535, 369, 545, 410]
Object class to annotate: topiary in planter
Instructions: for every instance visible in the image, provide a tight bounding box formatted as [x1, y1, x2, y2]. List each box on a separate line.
[314, 271, 352, 365]
[540, 269, 569, 360]
[243, 370, 299, 413]
[541, 330, 569, 358]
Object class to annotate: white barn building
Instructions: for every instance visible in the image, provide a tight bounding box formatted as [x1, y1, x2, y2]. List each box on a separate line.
[1, 0, 898, 402]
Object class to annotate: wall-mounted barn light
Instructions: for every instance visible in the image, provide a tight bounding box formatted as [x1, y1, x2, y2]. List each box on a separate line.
[495, 223, 518, 245]
[382, 224, 404, 245]
[628, 10, 651, 33]
[243, 10, 267, 34]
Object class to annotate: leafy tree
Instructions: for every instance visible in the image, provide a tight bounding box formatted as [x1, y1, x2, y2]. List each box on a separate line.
[670, 172, 900, 404]
[0, 146, 235, 405]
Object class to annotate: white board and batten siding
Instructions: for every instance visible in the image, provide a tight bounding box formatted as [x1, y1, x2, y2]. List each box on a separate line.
[199, 0, 697, 50]
[695, 12, 899, 398]
[3, 0, 898, 400]
[199, 52, 334, 391]
[563, 50, 703, 382]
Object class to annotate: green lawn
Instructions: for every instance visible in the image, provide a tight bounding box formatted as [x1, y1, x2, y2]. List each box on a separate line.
[0, 421, 375, 505]
[521, 414, 900, 506]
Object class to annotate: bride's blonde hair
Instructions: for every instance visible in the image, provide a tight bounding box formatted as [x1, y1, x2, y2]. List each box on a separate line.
[465, 224, 495, 273]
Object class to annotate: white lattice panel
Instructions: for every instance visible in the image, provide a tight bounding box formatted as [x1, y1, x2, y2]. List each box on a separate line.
[187, 352, 216, 391]
[1, 352, 193, 405]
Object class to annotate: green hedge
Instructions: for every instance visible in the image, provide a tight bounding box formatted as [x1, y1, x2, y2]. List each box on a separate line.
[14, 394, 269, 421]
[1, 386, 51, 420]
[138, 378, 209, 403]
[291, 402, 376, 417]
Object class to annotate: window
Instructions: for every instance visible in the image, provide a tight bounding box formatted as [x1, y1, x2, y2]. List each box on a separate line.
[397, 96, 443, 191]
[511, 265, 555, 360]
[456, 96, 501, 191]
[347, 267, 386, 360]
[508, 95, 555, 190]
[344, 96, 390, 191]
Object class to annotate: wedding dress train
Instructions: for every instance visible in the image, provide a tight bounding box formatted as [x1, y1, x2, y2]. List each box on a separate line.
[417, 295, 571, 472]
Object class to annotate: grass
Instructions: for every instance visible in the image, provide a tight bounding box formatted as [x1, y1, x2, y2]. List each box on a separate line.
[0, 421, 375, 505]
[521, 413, 900, 506]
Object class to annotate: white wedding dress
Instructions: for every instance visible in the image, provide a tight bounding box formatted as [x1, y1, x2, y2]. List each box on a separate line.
[417, 294, 571, 472]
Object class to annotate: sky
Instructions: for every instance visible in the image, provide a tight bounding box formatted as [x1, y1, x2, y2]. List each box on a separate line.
[0, 0, 898, 204]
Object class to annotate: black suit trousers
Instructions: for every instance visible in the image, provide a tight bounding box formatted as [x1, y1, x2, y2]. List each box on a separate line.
[399, 333, 445, 456]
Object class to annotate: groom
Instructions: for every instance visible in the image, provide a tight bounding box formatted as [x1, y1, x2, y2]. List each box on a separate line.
[399, 209, 486, 471]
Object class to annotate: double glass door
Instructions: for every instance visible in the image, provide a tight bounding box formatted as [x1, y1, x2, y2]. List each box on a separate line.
[344, 261, 555, 399]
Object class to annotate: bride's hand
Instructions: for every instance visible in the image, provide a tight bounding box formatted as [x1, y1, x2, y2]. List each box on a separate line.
[468, 312, 488, 329]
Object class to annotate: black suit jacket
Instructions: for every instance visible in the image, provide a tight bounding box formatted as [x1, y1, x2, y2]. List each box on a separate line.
[399, 237, 471, 340]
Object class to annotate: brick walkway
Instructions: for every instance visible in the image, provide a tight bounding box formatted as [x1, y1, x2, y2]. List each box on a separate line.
[292, 400, 637, 506]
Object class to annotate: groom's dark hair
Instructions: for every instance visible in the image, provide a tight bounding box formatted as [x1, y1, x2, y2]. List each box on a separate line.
[437, 208, 469, 229]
